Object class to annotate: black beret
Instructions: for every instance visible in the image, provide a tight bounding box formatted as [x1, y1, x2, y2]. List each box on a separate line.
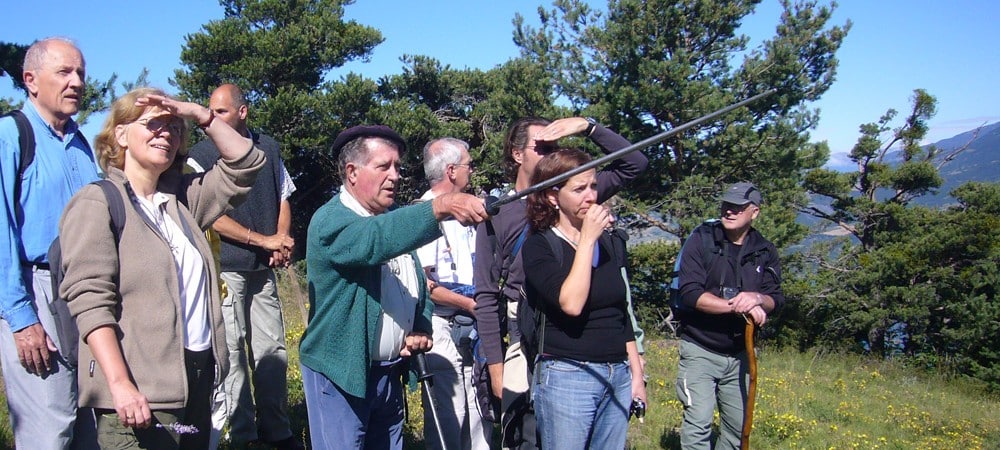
[330, 125, 406, 154]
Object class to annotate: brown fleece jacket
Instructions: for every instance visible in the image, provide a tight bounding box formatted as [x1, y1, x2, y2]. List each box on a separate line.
[58, 146, 264, 410]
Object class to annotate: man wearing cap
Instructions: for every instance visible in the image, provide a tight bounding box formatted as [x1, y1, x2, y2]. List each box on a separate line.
[301, 125, 489, 450]
[673, 182, 784, 449]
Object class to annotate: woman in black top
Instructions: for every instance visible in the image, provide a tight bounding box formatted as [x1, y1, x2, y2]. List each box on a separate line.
[522, 149, 645, 449]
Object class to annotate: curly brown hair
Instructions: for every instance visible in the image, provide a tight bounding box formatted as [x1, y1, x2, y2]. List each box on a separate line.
[94, 87, 191, 173]
[526, 148, 592, 232]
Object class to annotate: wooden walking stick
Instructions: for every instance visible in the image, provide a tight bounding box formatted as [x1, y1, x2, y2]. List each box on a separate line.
[741, 314, 757, 450]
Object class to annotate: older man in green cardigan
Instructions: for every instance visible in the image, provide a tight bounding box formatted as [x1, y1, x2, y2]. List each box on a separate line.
[301, 125, 488, 450]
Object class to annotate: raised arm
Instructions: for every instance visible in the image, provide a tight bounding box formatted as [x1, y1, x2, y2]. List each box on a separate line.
[135, 94, 253, 161]
[591, 124, 648, 202]
[529, 118, 647, 203]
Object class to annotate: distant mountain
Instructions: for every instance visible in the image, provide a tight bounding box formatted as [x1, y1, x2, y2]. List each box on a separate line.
[632, 123, 1000, 246]
[914, 121, 1000, 207]
[796, 122, 999, 244]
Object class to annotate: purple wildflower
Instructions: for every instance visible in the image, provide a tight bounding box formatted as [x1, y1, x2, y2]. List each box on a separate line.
[155, 422, 199, 435]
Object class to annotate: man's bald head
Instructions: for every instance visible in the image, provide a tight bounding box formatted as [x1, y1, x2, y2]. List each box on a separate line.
[208, 83, 249, 135]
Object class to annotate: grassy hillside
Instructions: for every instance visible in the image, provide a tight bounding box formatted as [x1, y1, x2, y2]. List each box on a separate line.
[633, 341, 1000, 449]
[2, 269, 998, 449]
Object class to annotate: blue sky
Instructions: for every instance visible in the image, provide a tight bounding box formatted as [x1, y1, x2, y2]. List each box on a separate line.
[3, 1, 997, 170]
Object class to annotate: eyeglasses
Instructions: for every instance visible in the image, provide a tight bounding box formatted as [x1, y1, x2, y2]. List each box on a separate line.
[721, 202, 754, 215]
[451, 163, 474, 172]
[133, 116, 184, 135]
[525, 142, 557, 154]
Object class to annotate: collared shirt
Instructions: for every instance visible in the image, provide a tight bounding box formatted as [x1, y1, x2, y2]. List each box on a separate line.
[416, 190, 476, 317]
[0, 101, 99, 331]
[131, 191, 212, 351]
[339, 187, 420, 361]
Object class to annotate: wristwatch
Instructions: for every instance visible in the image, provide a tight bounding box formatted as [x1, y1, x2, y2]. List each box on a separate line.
[584, 117, 598, 136]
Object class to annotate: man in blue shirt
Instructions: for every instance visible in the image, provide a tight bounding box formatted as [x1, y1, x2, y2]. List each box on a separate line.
[0, 37, 100, 449]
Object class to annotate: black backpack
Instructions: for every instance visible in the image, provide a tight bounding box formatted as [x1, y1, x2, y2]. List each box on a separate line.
[669, 220, 724, 320]
[1, 110, 125, 298]
[47, 180, 127, 300]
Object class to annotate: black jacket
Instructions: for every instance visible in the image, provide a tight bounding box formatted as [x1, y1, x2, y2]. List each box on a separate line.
[676, 220, 784, 355]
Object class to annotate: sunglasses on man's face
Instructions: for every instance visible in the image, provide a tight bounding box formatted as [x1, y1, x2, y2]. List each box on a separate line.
[721, 202, 754, 215]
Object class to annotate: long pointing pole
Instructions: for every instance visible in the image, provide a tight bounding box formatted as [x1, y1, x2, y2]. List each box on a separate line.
[485, 89, 777, 215]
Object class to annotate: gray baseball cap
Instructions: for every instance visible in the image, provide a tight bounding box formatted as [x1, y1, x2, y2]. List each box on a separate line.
[720, 182, 762, 206]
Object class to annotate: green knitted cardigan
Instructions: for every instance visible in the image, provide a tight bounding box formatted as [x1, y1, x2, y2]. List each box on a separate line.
[302, 195, 438, 398]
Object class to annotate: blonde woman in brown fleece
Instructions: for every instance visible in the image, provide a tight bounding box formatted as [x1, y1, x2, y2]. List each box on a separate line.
[59, 87, 264, 449]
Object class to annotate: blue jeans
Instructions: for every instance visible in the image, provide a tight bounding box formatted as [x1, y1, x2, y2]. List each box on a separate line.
[532, 357, 632, 449]
[301, 361, 404, 450]
[675, 339, 747, 450]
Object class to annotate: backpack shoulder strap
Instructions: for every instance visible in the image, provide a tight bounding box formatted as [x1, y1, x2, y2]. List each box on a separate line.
[540, 228, 564, 268]
[671, 221, 721, 275]
[495, 222, 530, 289]
[4, 110, 35, 222]
[696, 220, 729, 288]
[700, 221, 723, 266]
[510, 223, 530, 260]
[48, 180, 127, 300]
[94, 180, 127, 239]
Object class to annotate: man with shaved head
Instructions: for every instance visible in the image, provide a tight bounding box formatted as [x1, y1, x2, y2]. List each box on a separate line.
[0, 37, 100, 449]
[189, 84, 301, 449]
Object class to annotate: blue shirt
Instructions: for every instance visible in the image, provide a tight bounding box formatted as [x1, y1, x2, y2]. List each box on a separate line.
[1, 101, 100, 331]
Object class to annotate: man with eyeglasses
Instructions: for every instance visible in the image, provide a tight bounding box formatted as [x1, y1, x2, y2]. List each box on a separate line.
[0, 37, 100, 449]
[415, 138, 491, 450]
[672, 181, 784, 449]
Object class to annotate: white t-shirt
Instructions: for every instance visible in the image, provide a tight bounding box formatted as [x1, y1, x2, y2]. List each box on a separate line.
[415, 190, 477, 317]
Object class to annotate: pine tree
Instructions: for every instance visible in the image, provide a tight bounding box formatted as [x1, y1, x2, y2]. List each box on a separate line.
[513, 0, 849, 246]
[794, 90, 1000, 388]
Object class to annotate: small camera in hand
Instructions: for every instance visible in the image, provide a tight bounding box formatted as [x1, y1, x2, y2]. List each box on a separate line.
[630, 397, 646, 423]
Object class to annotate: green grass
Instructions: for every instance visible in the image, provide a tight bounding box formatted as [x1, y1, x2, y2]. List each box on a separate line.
[633, 340, 1000, 449]
[2, 271, 999, 449]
